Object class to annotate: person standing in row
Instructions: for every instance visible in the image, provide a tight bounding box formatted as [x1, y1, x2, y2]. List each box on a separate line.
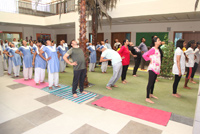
[172, 39, 186, 98]
[113, 39, 121, 51]
[57, 41, 68, 73]
[5, 42, 13, 75]
[101, 41, 108, 73]
[118, 39, 130, 84]
[190, 41, 200, 84]
[63, 40, 87, 98]
[87, 43, 96, 72]
[143, 37, 161, 104]
[40, 40, 60, 89]
[184, 40, 196, 89]
[100, 46, 122, 90]
[32, 40, 47, 85]
[1, 40, 7, 71]
[138, 37, 148, 70]
[129, 42, 142, 77]
[7, 43, 21, 77]
[0, 42, 4, 76]
[16, 40, 33, 80]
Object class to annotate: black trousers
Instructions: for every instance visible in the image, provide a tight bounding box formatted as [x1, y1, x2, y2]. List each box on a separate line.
[121, 65, 129, 81]
[146, 70, 157, 98]
[173, 75, 182, 94]
[140, 57, 146, 69]
[133, 57, 141, 75]
[72, 69, 86, 94]
[191, 63, 199, 78]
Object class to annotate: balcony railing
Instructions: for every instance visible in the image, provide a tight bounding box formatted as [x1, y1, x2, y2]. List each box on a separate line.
[0, 0, 75, 17]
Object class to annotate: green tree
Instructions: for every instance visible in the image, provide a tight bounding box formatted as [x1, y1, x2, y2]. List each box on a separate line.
[160, 35, 175, 77]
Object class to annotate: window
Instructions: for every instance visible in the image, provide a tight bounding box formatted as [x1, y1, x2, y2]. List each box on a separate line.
[174, 33, 183, 47]
[0, 0, 17, 13]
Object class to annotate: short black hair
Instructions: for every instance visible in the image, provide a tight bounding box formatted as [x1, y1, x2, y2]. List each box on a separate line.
[141, 37, 145, 42]
[176, 39, 185, 49]
[123, 39, 128, 46]
[70, 39, 75, 46]
[186, 40, 195, 49]
[196, 41, 200, 45]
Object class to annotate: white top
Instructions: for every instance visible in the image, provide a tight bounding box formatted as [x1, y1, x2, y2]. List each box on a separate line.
[101, 49, 122, 65]
[172, 47, 185, 75]
[185, 47, 195, 67]
[194, 48, 200, 64]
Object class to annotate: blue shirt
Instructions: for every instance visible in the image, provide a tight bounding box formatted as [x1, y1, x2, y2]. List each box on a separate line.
[57, 45, 68, 61]
[18, 46, 33, 68]
[8, 48, 21, 66]
[43, 46, 59, 73]
[35, 45, 46, 69]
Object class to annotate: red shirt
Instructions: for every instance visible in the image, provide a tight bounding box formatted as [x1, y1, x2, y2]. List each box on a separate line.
[118, 46, 130, 66]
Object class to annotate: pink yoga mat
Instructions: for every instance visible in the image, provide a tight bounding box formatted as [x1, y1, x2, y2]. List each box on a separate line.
[14, 78, 49, 89]
[92, 96, 171, 126]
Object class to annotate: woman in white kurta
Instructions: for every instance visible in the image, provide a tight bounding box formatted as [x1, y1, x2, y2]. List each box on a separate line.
[172, 39, 185, 98]
[57, 41, 68, 73]
[15, 40, 33, 80]
[40, 40, 60, 89]
[32, 41, 47, 85]
[7, 43, 22, 77]
[184, 40, 196, 89]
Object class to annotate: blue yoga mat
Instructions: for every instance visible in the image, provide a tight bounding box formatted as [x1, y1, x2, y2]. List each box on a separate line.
[41, 85, 97, 104]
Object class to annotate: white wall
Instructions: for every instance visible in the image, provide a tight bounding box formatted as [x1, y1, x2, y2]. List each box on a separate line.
[54, 28, 75, 44]
[0, 25, 55, 40]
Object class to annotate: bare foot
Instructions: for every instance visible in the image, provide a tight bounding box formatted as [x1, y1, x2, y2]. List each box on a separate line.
[122, 81, 126, 84]
[104, 72, 107, 73]
[102, 72, 105, 74]
[73, 94, 78, 98]
[106, 86, 112, 90]
[36, 83, 39, 85]
[172, 94, 181, 98]
[150, 94, 158, 99]
[24, 79, 28, 81]
[190, 81, 196, 84]
[133, 75, 137, 77]
[40, 81, 45, 83]
[8, 73, 11, 75]
[82, 91, 87, 94]
[156, 79, 159, 82]
[124, 80, 128, 83]
[183, 86, 191, 89]
[49, 87, 53, 90]
[111, 85, 118, 87]
[55, 85, 61, 88]
[146, 98, 154, 104]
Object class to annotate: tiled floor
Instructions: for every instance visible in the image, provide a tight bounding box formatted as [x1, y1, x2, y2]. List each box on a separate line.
[0, 75, 196, 134]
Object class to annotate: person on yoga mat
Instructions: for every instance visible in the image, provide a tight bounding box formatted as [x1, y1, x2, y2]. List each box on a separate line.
[16, 40, 33, 81]
[184, 40, 196, 89]
[39, 40, 60, 89]
[63, 40, 87, 98]
[100, 45, 122, 90]
[142, 37, 161, 104]
[32, 40, 47, 85]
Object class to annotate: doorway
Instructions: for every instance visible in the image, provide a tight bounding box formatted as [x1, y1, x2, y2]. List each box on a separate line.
[111, 32, 131, 48]
[56, 34, 67, 46]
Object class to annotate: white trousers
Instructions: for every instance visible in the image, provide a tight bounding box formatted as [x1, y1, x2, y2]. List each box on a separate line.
[23, 62, 32, 80]
[3, 59, 8, 71]
[89, 63, 95, 72]
[101, 61, 108, 72]
[48, 65, 59, 87]
[34, 68, 45, 83]
[12, 62, 20, 76]
[59, 60, 66, 72]
[8, 58, 13, 74]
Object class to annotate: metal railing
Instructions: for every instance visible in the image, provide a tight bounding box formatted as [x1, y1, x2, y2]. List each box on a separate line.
[0, 0, 75, 17]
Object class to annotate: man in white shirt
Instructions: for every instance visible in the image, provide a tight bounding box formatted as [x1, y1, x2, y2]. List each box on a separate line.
[100, 46, 122, 90]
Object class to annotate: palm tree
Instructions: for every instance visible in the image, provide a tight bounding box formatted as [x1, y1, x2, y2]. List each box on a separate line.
[195, 0, 199, 11]
[85, 0, 118, 45]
